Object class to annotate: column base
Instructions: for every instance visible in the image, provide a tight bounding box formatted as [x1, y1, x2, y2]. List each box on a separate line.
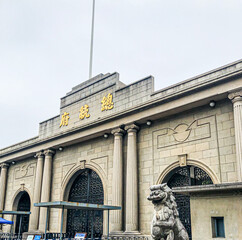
[110, 231, 124, 236]
[26, 230, 43, 233]
[124, 231, 141, 235]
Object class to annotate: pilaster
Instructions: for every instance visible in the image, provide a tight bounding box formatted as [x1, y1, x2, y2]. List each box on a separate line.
[228, 90, 242, 181]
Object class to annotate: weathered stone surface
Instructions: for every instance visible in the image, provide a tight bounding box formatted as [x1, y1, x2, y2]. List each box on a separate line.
[0, 60, 242, 237]
[147, 183, 189, 240]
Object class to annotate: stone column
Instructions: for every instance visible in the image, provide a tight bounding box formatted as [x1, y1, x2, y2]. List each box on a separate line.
[228, 90, 242, 181]
[124, 124, 140, 234]
[111, 128, 125, 234]
[38, 149, 55, 232]
[0, 163, 9, 210]
[29, 152, 44, 231]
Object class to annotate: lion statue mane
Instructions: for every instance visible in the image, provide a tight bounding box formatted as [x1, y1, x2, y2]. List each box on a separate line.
[147, 183, 189, 240]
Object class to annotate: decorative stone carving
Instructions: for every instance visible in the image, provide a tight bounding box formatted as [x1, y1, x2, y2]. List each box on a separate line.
[111, 127, 125, 136]
[35, 151, 44, 159]
[155, 116, 212, 149]
[20, 183, 25, 191]
[44, 149, 55, 157]
[0, 163, 9, 169]
[80, 160, 86, 169]
[15, 163, 35, 179]
[178, 154, 187, 167]
[147, 183, 189, 240]
[125, 123, 139, 133]
[228, 90, 242, 103]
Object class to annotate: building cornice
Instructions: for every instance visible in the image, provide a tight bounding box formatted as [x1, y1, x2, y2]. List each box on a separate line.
[1, 59, 242, 162]
[152, 59, 242, 98]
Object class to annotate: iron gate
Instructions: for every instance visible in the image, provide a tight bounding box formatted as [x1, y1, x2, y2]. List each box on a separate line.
[167, 166, 213, 240]
[15, 192, 30, 234]
[67, 169, 104, 238]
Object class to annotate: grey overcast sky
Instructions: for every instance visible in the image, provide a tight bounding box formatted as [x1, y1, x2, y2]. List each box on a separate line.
[0, 0, 242, 148]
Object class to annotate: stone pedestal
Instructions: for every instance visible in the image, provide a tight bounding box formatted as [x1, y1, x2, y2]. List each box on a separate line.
[110, 128, 125, 234]
[38, 149, 55, 232]
[124, 124, 140, 234]
[29, 152, 44, 231]
[228, 90, 242, 181]
[0, 163, 9, 210]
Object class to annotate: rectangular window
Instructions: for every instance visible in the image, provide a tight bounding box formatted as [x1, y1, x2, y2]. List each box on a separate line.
[211, 217, 225, 238]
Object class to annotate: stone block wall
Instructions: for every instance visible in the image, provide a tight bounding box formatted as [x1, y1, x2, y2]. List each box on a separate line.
[2, 136, 114, 234]
[3, 157, 36, 231]
[39, 73, 154, 140]
[190, 194, 242, 240]
[114, 76, 154, 112]
[137, 99, 236, 235]
[4, 158, 36, 209]
[2, 99, 237, 236]
[137, 124, 154, 235]
[60, 73, 119, 109]
[49, 136, 114, 232]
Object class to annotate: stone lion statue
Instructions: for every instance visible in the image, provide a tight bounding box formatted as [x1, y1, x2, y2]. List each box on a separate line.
[147, 183, 189, 240]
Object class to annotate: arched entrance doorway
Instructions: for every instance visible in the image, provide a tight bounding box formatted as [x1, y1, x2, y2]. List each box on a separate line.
[15, 192, 30, 234]
[66, 169, 104, 238]
[163, 165, 213, 240]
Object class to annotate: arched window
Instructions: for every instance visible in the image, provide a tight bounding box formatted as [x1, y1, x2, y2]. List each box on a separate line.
[163, 166, 213, 239]
[66, 169, 104, 238]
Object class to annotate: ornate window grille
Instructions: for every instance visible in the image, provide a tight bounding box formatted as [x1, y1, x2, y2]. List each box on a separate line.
[166, 166, 213, 240]
[67, 169, 104, 238]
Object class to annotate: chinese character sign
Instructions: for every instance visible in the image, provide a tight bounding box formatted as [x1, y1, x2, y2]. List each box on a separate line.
[101, 93, 114, 111]
[59, 94, 114, 127]
[59, 112, 70, 127]
[79, 104, 90, 120]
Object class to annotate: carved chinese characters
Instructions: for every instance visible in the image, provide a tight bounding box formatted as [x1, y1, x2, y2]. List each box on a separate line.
[79, 104, 90, 120]
[59, 93, 114, 127]
[59, 112, 70, 127]
[101, 93, 114, 111]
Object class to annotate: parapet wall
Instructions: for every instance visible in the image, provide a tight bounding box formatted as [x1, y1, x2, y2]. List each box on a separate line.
[38, 73, 154, 139]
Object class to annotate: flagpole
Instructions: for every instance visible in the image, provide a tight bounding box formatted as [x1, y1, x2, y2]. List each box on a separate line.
[89, 0, 95, 79]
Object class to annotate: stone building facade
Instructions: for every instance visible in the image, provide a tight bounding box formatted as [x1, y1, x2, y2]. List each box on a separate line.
[0, 60, 242, 239]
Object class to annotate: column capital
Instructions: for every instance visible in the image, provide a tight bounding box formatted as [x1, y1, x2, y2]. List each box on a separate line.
[111, 127, 125, 136]
[35, 151, 44, 158]
[125, 123, 139, 133]
[0, 163, 9, 169]
[228, 89, 242, 103]
[43, 149, 55, 157]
